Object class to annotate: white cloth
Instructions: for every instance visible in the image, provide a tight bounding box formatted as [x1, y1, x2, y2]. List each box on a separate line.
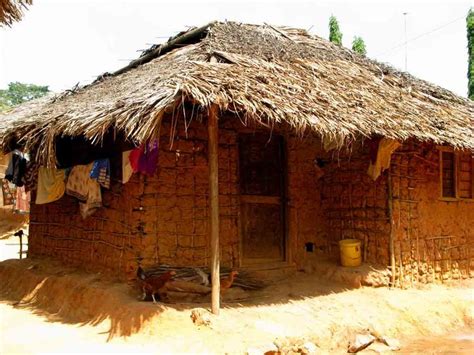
[367, 138, 400, 180]
[122, 150, 133, 184]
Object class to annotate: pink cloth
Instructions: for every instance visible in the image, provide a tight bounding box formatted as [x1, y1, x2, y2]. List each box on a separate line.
[129, 141, 159, 176]
[15, 186, 30, 212]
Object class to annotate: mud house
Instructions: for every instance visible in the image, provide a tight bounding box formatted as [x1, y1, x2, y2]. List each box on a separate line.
[1, 22, 473, 295]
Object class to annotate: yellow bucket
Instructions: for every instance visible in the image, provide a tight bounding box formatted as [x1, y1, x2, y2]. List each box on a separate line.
[339, 239, 362, 267]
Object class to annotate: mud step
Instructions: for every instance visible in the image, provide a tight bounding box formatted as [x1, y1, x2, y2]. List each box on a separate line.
[240, 261, 297, 282]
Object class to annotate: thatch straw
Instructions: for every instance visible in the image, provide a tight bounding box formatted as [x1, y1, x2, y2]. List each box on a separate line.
[0, 0, 31, 26]
[1, 22, 473, 165]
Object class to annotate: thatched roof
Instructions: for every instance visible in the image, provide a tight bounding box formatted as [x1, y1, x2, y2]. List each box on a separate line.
[1, 21, 473, 164]
[0, 0, 31, 26]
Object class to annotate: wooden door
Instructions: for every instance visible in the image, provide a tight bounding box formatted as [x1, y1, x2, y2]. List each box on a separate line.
[239, 133, 286, 263]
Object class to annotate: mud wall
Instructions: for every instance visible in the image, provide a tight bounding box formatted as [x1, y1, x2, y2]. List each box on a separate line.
[286, 137, 327, 266]
[137, 120, 240, 271]
[29, 168, 142, 278]
[308, 140, 473, 285]
[390, 142, 474, 285]
[314, 144, 391, 266]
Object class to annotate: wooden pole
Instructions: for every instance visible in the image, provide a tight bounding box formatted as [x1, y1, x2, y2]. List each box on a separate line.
[208, 104, 220, 315]
[387, 169, 396, 287]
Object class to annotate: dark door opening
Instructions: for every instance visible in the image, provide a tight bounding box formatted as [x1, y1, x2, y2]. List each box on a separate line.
[239, 133, 286, 264]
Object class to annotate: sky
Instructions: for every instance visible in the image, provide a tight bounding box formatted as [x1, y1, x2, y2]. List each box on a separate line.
[0, 0, 473, 97]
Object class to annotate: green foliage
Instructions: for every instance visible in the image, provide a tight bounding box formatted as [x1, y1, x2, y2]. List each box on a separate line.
[0, 101, 10, 112]
[468, 8, 474, 100]
[0, 82, 49, 111]
[352, 36, 367, 55]
[329, 15, 343, 45]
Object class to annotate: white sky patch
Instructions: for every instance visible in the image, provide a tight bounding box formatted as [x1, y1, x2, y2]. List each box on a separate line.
[0, 0, 473, 97]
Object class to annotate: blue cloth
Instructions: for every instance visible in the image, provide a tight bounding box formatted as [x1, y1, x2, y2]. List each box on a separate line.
[90, 159, 110, 189]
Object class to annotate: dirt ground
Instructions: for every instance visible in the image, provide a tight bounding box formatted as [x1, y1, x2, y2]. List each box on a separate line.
[0, 208, 28, 262]
[0, 252, 473, 354]
[0, 208, 27, 239]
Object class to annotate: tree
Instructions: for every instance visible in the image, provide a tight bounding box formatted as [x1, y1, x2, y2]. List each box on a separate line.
[0, 82, 49, 111]
[352, 36, 367, 55]
[329, 15, 343, 45]
[467, 8, 474, 100]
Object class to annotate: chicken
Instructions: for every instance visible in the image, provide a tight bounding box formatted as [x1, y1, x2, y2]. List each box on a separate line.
[137, 267, 176, 303]
[220, 270, 239, 293]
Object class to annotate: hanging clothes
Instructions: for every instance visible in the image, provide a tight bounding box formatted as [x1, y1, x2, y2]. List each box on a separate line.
[79, 188, 101, 219]
[15, 186, 30, 213]
[5, 150, 27, 187]
[90, 159, 110, 189]
[66, 163, 102, 218]
[367, 138, 401, 180]
[139, 141, 159, 176]
[78, 179, 102, 218]
[129, 141, 159, 176]
[122, 150, 133, 184]
[129, 146, 143, 172]
[1, 179, 15, 206]
[24, 161, 39, 192]
[35, 167, 66, 204]
[66, 164, 93, 201]
[0, 154, 12, 206]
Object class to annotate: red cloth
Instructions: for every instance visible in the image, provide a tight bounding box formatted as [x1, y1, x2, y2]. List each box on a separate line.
[129, 146, 143, 172]
[128, 142, 159, 176]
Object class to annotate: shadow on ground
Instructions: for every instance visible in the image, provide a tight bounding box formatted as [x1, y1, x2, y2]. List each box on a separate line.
[0, 257, 360, 339]
[0, 258, 168, 340]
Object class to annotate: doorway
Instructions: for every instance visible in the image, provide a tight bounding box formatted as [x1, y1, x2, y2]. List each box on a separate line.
[239, 133, 286, 264]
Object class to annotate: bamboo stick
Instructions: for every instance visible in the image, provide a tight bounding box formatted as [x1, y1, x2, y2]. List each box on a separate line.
[208, 104, 220, 315]
[387, 169, 396, 287]
[425, 235, 457, 240]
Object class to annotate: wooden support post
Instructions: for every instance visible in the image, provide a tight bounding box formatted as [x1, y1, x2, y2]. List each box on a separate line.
[208, 104, 220, 315]
[387, 169, 396, 287]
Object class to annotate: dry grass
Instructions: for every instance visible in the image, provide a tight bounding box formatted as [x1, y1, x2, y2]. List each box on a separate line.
[0, 0, 31, 26]
[0, 22, 473, 165]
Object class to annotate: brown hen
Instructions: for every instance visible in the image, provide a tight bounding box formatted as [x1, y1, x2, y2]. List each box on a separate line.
[137, 267, 176, 303]
[220, 270, 239, 294]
